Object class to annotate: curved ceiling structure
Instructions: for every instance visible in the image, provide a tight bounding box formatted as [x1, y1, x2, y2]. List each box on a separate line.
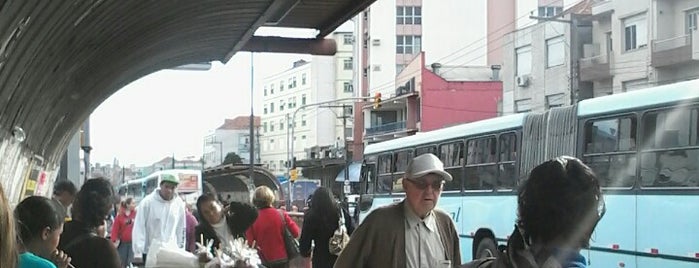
[0, 0, 373, 202]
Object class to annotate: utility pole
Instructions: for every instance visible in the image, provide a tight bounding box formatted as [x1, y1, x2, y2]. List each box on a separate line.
[341, 104, 350, 203]
[249, 52, 255, 186]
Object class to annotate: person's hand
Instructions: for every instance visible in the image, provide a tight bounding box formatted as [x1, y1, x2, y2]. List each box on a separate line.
[50, 250, 72, 268]
[197, 251, 212, 263]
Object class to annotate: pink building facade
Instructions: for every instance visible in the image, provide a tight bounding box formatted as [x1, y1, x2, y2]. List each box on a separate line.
[363, 53, 502, 143]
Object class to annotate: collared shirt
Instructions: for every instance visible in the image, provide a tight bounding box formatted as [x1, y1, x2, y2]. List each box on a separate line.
[404, 205, 447, 268]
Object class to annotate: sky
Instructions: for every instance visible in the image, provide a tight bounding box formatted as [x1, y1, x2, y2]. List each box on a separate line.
[90, 24, 353, 167]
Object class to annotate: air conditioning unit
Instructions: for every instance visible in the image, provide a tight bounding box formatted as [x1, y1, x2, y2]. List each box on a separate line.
[372, 39, 381, 46]
[516, 75, 530, 87]
[372, 64, 382, 71]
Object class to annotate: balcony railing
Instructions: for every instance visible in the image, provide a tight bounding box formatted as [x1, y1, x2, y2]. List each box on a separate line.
[653, 35, 690, 52]
[651, 34, 694, 67]
[579, 50, 611, 81]
[591, 0, 613, 16]
[366, 121, 406, 136]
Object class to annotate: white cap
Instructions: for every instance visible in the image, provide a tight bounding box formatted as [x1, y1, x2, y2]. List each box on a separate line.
[405, 153, 453, 181]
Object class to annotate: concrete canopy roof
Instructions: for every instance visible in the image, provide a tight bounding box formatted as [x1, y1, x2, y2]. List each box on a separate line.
[0, 0, 373, 163]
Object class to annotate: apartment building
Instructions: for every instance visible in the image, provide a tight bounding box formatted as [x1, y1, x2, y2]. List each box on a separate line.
[582, 0, 699, 95]
[202, 116, 261, 168]
[502, 0, 594, 114]
[260, 32, 354, 176]
[352, 0, 517, 155]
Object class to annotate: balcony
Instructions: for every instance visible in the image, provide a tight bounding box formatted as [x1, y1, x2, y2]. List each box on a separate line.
[365, 121, 407, 136]
[591, 0, 612, 17]
[579, 44, 611, 81]
[651, 34, 699, 67]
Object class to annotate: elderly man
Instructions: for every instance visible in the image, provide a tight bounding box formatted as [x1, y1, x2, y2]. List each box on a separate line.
[334, 153, 461, 268]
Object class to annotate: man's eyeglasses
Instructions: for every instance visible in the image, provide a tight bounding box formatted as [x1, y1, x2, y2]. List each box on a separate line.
[406, 178, 444, 190]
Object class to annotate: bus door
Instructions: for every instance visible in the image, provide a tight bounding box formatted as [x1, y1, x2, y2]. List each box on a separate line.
[358, 159, 377, 222]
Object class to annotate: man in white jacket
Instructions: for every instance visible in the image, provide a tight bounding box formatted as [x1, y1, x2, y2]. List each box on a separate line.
[132, 175, 187, 264]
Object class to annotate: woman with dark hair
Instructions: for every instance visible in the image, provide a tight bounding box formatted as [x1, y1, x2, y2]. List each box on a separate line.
[15, 196, 71, 268]
[195, 194, 258, 254]
[58, 177, 121, 268]
[464, 156, 605, 268]
[111, 197, 136, 267]
[299, 187, 355, 268]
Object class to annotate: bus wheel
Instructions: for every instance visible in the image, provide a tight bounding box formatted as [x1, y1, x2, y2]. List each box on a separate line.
[475, 237, 498, 259]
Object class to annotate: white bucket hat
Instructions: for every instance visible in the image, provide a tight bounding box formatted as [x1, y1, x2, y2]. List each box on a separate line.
[405, 153, 453, 181]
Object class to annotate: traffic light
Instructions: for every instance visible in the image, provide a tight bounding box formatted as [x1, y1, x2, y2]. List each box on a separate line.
[290, 168, 298, 182]
[373, 92, 382, 109]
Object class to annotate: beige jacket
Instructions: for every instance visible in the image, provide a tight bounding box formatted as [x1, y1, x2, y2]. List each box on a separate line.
[334, 201, 461, 268]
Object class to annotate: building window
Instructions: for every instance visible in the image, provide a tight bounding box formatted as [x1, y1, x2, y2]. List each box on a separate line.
[270, 122, 275, 132]
[279, 119, 284, 130]
[280, 100, 285, 111]
[546, 36, 565, 67]
[302, 94, 307, 105]
[344, 58, 353, 70]
[515, 99, 532, 113]
[292, 96, 297, 108]
[288, 78, 293, 89]
[302, 73, 307, 85]
[515, 45, 532, 75]
[264, 86, 267, 96]
[263, 122, 268, 132]
[396, 6, 421, 25]
[270, 102, 275, 113]
[302, 114, 307, 126]
[687, 8, 699, 33]
[343, 34, 353, 45]
[624, 14, 647, 51]
[397, 35, 421, 54]
[288, 97, 293, 109]
[270, 84, 274, 94]
[292, 77, 297, 88]
[343, 81, 353, 93]
[545, 94, 566, 109]
[280, 81, 284, 91]
[263, 104, 268, 114]
[538, 6, 562, 18]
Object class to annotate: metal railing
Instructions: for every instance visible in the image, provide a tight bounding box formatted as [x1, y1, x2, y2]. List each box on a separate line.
[579, 53, 609, 68]
[366, 121, 407, 135]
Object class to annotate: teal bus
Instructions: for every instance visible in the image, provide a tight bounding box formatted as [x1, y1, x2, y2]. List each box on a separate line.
[358, 79, 699, 267]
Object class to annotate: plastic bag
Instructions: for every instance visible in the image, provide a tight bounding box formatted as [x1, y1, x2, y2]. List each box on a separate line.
[145, 239, 199, 268]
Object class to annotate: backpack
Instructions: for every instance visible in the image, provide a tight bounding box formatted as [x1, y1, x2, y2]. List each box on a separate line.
[328, 208, 349, 255]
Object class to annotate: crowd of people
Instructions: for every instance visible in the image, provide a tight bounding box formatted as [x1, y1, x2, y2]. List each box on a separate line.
[0, 152, 605, 268]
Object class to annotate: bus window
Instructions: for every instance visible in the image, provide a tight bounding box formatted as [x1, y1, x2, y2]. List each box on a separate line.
[640, 107, 699, 188]
[394, 150, 413, 173]
[583, 116, 637, 188]
[415, 145, 436, 156]
[376, 154, 393, 193]
[498, 133, 517, 190]
[439, 141, 464, 191]
[465, 137, 497, 190]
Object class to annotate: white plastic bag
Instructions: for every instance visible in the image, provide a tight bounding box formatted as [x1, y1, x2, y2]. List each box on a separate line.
[145, 239, 199, 268]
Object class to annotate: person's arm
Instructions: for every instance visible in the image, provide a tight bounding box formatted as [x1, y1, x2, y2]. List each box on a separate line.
[341, 207, 355, 235]
[298, 213, 314, 257]
[176, 204, 187, 249]
[131, 202, 148, 256]
[282, 211, 300, 238]
[110, 215, 121, 243]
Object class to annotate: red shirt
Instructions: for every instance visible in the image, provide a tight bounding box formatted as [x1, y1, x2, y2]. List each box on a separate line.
[110, 210, 136, 243]
[246, 208, 300, 263]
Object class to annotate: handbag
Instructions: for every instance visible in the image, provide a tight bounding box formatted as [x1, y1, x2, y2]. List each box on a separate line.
[328, 207, 350, 255]
[278, 210, 300, 260]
